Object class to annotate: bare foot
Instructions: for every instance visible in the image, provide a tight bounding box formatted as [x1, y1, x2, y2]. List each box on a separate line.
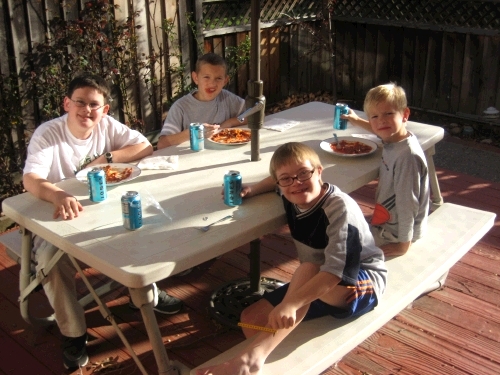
[196, 354, 263, 375]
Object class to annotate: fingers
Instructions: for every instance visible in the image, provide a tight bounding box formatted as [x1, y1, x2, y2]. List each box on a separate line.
[53, 197, 81, 220]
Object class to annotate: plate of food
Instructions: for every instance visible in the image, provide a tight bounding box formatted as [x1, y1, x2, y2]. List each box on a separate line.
[207, 128, 251, 145]
[76, 163, 141, 186]
[320, 136, 378, 157]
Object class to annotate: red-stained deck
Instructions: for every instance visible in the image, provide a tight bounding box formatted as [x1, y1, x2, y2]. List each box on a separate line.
[0, 166, 499, 375]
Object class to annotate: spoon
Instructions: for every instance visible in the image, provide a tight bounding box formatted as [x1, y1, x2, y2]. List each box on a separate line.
[197, 215, 233, 232]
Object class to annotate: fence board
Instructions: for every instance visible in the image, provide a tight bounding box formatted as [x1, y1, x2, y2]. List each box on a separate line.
[450, 34, 466, 114]
[375, 27, 390, 86]
[279, 26, 290, 98]
[267, 27, 280, 104]
[361, 24, 377, 99]
[288, 23, 299, 93]
[353, 23, 366, 100]
[460, 34, 480, 114]
[476, 35, 500, 113]
[437, 32, 455, 113]
[260, 28, 271, 99]
[236, 31, 249, 98]
[400, 28, 416, 106]
[421, 31, 440, 110]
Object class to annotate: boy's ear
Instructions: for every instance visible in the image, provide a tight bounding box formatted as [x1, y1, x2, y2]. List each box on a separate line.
[191, 71, 199, 85]
[403, 107, 410, 122]
[63, 96, 71, 112]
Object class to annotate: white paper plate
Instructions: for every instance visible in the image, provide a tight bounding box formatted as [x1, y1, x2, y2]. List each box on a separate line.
[320, 137, 378, 157]
[76, 163, 141, 186]
[206, 128, 251, 146]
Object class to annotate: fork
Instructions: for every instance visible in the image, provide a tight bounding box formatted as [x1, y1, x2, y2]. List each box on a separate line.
[333, 133, 339, 144]
[197, 215, 233, 232]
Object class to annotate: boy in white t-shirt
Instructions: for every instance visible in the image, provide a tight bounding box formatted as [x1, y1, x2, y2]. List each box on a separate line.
[23, 73, 181, 371]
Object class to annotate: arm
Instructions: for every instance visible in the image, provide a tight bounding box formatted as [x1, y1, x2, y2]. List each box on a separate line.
[241, 175, 276, 198]
[88, 141, 153, 166]
[342, 109, 372, 132]
[157, 130, 189, 149]
[220, 117, 247, 128]
[380, 240, 411, 257]
[23, 172, 82, 220]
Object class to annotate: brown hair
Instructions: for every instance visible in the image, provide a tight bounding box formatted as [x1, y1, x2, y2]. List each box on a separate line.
[67, 73, 111, 101]
[195, 53, 228, 74]
[269, 142, 323, 181]
[363, 82, 407, 115]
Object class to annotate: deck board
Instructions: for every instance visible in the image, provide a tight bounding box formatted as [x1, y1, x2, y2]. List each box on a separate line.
[0, 167, 499, 374]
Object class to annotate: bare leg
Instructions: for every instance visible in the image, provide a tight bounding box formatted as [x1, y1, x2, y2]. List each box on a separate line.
[197, 262, 337, 375]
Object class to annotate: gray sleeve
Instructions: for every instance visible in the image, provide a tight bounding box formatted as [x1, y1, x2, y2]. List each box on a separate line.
[160, 101, 185, 137]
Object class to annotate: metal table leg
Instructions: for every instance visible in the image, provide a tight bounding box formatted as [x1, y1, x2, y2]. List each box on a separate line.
[129, 286, 179, 375]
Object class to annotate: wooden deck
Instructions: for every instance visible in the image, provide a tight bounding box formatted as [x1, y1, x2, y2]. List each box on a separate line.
[1, 166, 499, 375]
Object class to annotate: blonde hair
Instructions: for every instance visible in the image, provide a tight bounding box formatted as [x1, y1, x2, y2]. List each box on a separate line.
[363, 83, 407, 115]
[269, 142, 322, 181]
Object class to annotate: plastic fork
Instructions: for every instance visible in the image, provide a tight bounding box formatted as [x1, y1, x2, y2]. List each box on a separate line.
[197, 215, 233, 232]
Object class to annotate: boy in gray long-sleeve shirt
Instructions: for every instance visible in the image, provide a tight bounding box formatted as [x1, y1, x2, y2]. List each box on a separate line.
[344, 83, 429, 257]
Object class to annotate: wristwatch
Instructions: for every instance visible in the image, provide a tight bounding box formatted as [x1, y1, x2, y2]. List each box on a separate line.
[105, 152, 113, 163]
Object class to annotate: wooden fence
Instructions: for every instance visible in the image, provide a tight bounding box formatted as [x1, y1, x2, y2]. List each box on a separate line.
[1, 0, 499, 134]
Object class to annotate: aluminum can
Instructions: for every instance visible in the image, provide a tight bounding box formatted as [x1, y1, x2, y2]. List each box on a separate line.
[87, 168, 107, 202]
[334, 103, 349, 130]
[224, 170, 242, 206]
[189, 123, 205, 151]
[121, 191, 143, 230]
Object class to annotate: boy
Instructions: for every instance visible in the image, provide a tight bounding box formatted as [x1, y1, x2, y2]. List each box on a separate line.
[343, 83, 430, 257]
[23, 73, 181, 371]
[157, 53, 246, 149]
[197, 142, 387, 375]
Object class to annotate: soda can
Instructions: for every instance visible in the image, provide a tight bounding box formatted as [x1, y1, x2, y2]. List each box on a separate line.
[189, 123, 205, 151]
[334, 103, 349, 130]
[88, 168, 107, 202]
[224, 170, 242, 206]
[121, 191, 143, 230]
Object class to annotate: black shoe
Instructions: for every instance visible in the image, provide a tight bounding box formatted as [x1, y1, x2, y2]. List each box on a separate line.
[129, 290, 183, 315]
[62, 333, 88, 370]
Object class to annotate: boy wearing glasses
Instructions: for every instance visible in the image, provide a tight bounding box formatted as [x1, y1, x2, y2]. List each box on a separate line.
[198, 142, 386, 375]
[23, 73, 182, 371]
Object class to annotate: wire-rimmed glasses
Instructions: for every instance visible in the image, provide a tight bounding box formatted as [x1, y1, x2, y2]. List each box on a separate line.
[69, 98, 106, 111]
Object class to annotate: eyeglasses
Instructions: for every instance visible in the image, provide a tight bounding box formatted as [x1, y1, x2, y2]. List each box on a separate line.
[276, 169, 315, 187]
[69, 98, 106, 111]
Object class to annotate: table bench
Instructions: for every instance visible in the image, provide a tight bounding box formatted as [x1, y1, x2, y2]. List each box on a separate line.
[191, 203, 496, 375]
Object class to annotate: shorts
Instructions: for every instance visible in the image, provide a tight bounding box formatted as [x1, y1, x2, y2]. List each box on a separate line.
[263, 269, 378, 320]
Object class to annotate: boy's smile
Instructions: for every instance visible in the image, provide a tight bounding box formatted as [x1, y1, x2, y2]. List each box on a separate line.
[63, 87, 109, 140]
[367, 101, 410, 143]
[191, 63, 229, 102]
[276, 160, 324, 210]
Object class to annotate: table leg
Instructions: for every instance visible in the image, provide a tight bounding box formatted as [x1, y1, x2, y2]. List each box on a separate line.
[209, 238, 285, 329]
[425, 145, 444, 210]
[129, 286, 179, 375]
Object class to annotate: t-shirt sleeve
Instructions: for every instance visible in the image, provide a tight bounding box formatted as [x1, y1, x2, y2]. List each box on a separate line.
[160, 101, 185, 137]
[393, 153, 426, 242]
[23, 131, 54, 179]
[106, 116, 150, 150]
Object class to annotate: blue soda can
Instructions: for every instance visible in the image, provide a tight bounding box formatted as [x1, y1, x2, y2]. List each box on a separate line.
[224, 170, 243, 206]
[189, 123, 205, 151]
[121, 191, 143, 230]
[88, 168, 107, 202]
[334, 103, 349, 130]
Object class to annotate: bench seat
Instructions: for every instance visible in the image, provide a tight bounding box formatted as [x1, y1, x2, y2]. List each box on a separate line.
[191, 203, 496, 375]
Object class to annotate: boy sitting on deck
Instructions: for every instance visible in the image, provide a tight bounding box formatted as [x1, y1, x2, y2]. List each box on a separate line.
[157, 52, 246, 149]
[343, 83, 430, 257]
[197, 142, 387, 375]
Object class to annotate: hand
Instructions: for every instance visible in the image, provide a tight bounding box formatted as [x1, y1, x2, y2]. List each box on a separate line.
[221, 184, 253, 201]
[52, 191, 83, 220]
[203, 123, 221, 139]
[340, 108, 360, 122]
[267, 302, 298, 330]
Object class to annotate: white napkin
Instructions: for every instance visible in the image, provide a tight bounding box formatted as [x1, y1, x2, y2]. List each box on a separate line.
[137, 155, 179, 170]
[351, 134, 383, 146]
[263, 118, 300, 132]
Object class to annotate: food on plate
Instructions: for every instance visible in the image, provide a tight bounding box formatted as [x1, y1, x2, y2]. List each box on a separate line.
[330, 140, 373, 155]
[210, 128, 251, 144]
[102, 165, 133, 183]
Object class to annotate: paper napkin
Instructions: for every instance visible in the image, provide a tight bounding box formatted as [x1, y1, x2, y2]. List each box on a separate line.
[137, 155, 179, 170]
[263, 118, 300, 132]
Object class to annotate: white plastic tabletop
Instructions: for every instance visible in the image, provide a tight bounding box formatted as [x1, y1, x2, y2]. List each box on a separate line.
[3, 102, 444, 288]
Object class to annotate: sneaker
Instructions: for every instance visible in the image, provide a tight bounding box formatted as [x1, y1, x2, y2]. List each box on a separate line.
[129, 290, 183, 315]
[62, 333, 88, 370]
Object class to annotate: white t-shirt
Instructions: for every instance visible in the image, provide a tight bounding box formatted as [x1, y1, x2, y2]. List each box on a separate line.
[24, 114, 149, 183]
